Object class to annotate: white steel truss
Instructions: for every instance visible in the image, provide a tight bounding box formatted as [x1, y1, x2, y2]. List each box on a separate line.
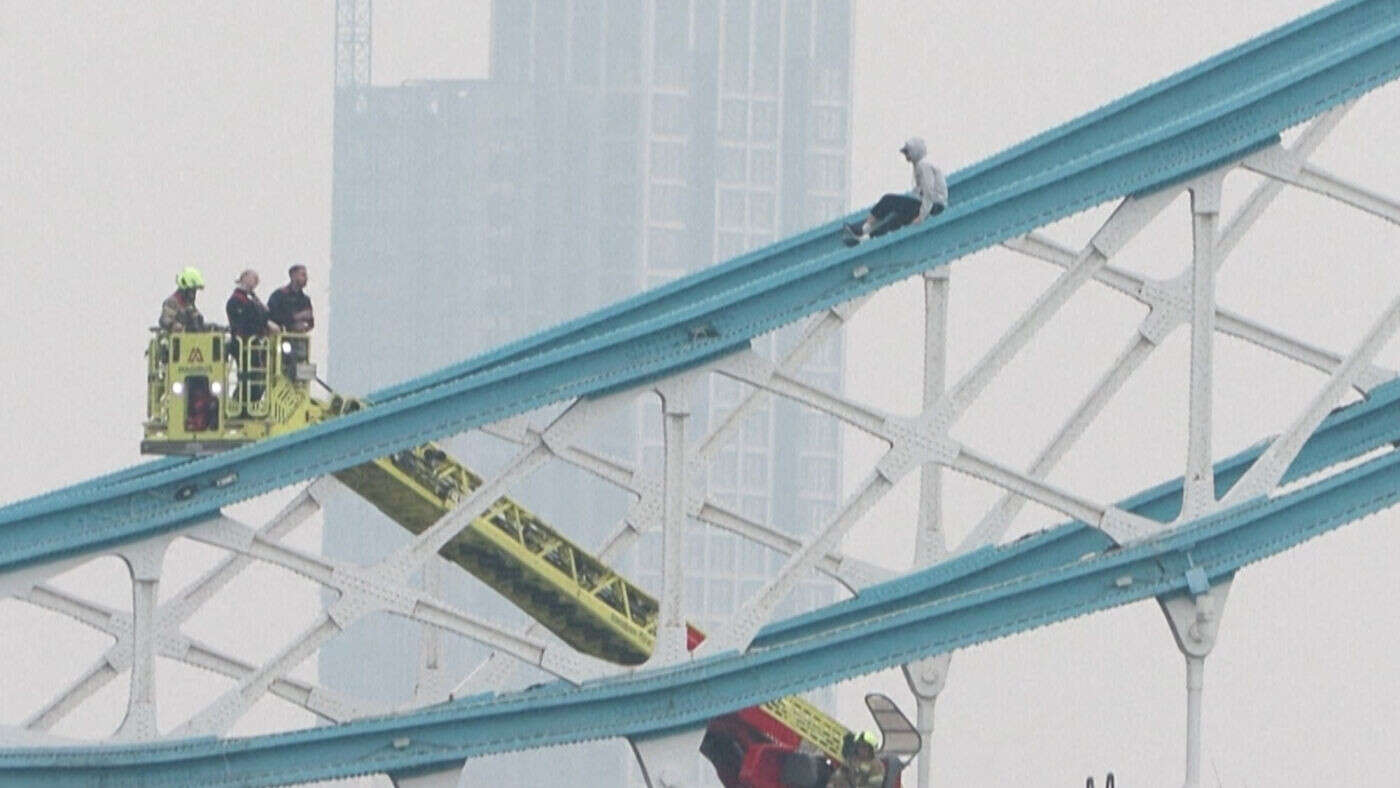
[5, 98, 1400, 788]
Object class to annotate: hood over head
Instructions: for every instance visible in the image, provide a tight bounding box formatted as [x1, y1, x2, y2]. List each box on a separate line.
[900, 137, 927, 162]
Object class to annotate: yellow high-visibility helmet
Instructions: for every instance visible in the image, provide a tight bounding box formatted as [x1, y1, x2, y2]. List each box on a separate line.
[175, 267, 206, 290]
[856, 730, 880, 750]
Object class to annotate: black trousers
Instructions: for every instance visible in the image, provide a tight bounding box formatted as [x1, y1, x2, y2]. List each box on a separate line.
[868, 193, 943, 236]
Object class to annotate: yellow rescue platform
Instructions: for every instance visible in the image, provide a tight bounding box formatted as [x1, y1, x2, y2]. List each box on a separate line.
[140, 328, 853, 750]
[142, 329, 320, 455]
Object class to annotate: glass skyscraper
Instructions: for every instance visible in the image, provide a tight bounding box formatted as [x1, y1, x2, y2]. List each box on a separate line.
[325, 2, 851, 783]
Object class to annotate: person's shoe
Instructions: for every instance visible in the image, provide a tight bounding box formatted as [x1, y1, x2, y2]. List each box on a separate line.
[842, 223, 864, 247]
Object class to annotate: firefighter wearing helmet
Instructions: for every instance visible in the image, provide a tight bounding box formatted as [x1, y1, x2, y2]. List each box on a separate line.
[828, 730, 885, 788]
[159, 267, 207, 332]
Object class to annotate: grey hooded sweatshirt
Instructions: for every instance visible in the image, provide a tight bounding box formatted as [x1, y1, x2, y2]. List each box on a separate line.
[902, 137, 948, 222]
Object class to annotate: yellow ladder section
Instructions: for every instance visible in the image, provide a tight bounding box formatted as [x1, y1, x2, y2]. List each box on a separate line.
[319, 396, 853, 755]
[758, 696, 852, 763]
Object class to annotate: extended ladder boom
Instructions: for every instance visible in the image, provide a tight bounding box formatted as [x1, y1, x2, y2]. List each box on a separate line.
[319, 396, 853, 761]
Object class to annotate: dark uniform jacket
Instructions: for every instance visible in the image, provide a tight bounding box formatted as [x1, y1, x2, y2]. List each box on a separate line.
[226, 288, 270, 337]
[268, 285, 313, 331]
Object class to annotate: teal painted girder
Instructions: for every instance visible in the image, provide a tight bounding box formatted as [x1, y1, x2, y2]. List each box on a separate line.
[3, 0, 1399, 575]
[5, 379, 1399, 786]
[5, 1, 1400, 784]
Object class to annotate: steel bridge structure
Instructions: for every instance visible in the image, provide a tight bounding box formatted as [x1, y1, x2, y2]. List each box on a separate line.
[5, 1, 1400, 785]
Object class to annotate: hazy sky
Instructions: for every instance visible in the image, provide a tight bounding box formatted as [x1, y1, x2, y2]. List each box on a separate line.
[4, 2, 1400, 786]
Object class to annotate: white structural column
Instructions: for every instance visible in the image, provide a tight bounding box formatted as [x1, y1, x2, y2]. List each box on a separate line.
[450, 329, 890, 699]
[115, 537, 171, 740]
[414, 559, 448, 705]
[22, 578, 384, 725]
[1160, 575, 1233, 788]
[967, 111, 1360, 548]
[20, 487, 338, 733]
[653, 382, 692, 664]
[631, 725, 710, 788]
[121, 578, 159, 738]
[720, 356, 1156, 533]
[903, 267, 952, 788]
[495, 397, 889, 591]
[1181, 175, 1222, 521]
[915, 268, 951, 569]
[205, 396, 605, 728]
[708, 190, 1175, 654]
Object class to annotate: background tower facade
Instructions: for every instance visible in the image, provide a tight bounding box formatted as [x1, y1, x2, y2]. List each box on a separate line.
[325, 2, 852, 782]
[334, 0, 372, 89]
